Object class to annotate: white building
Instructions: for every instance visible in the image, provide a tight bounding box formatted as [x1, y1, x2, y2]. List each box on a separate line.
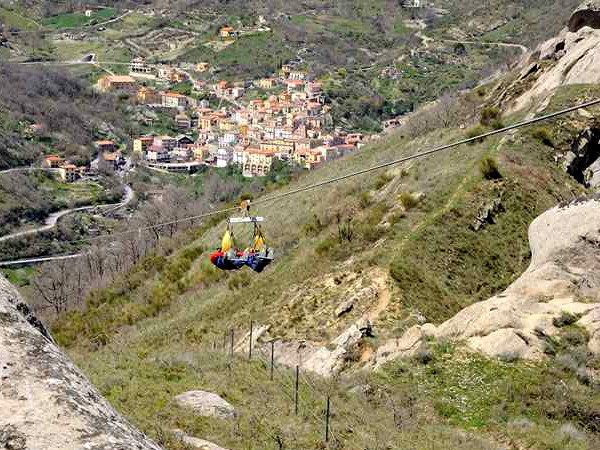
[219, 132, 238, 146]
[216, 147, 233, 168]
[130, 57, 153, 75]
[232, 147, 249, 166]
[147, 146, 170, 162]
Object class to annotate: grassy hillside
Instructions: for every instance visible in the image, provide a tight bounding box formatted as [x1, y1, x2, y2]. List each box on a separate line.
[48, 83, 600, 449]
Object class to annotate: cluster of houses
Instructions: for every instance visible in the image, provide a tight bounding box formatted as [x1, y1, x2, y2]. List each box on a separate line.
[126, 62, 373, 176]
[41, 140, 125, 183]
[42, 155, 80, 183]
[96, 58, 378, 177]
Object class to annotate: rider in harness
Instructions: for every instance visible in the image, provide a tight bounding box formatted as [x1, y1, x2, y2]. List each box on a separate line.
[209, 201, 274, 273]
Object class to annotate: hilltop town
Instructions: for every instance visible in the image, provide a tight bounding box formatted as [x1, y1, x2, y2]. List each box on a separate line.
[96, 51, 377, 178]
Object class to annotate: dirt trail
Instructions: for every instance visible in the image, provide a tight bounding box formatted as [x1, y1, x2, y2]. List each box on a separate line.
[441, 39, 528, 55]
[365, 270, 391, 322]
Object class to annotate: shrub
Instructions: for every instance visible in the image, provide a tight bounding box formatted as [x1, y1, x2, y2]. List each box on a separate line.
[490, 119, 505, 130]
[358, 191, 372, 209]
[358, 223, 382, 243]
[532, 127, 555, 147]
[374, 172, 394, 190]
[315, 236, 336, 255]
[414, 344, 434, 364]
[478, 157, 502, 180]
[398, 192, 420, 210]
[302, 214, 324, 237]
[480, 106, 501, 126]
[553, 311, 578, 328]
[465, 124, 487, 143]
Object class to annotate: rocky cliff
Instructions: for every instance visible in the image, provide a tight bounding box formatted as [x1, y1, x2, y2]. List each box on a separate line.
[504, 1, 600, 113]
[0, 275, 163, 450]
[375, 196, 600, 366]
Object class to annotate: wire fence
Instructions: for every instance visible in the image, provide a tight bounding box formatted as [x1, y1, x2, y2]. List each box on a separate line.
[203, 322, 347, 447]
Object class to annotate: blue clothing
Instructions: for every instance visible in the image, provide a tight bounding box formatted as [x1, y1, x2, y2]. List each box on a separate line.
[245, 255, 272, 273]
[214, 255, 245, 271]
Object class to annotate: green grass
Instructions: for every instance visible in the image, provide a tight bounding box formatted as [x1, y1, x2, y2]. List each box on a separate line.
[63, 325, 598, 450]
[212, 32, 294, 79]
[40, 179, 109, 208]
[46, 77, 599, 450]
[1, 267, 35, 287]
[42, 8, 116, 30]
[0, 7, 39, 30]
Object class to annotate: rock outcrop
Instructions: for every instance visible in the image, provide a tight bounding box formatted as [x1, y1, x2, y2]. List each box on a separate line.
[0, 275, 162, 450]
[174, 391, 236, 419]
[564, 127, 600, 186]
[267, 318, 373, 377]
[569, 1, 600, 32]
[507, 2, 600, 112]
[172, 430, 229, 450]
[375, 197, 600, 367]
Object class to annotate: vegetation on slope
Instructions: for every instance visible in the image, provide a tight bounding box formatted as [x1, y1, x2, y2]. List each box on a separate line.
[47, 83, 600, 449]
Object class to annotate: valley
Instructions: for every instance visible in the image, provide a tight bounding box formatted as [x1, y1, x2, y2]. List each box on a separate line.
[1, 1, 600, 450]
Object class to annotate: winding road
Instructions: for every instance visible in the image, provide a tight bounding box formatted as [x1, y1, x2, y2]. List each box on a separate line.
[0, 185, 134, 243]
[0, 167, 58, 175]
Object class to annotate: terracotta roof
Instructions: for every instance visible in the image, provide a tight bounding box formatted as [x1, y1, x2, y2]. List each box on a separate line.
[163, 91, 186, 98]
[95, 140, 114, 146]
[45, 155, 60, 161]
[61, 164, 77, 169]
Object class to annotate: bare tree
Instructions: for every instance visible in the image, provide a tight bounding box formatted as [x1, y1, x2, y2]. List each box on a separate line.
[32, 260, 75, 315]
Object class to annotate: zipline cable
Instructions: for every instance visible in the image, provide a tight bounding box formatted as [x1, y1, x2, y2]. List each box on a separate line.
[1, 97, 600, 259]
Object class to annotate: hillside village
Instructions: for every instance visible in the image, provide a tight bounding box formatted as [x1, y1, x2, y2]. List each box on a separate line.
[97, 55, 375, 177]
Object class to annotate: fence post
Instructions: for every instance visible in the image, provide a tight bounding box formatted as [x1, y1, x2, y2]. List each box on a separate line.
[325, 396, 330, 443]
[222, 330, 227, 352]
[230, 329, 234, 357]
[212, 338, 216, 351]
[270, 340, 275, 381]
[248, 320, 254, 360]
[294, 365, 299, 415]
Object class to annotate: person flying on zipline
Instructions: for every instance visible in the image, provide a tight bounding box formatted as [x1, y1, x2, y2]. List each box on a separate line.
[209, 202, 274, 273]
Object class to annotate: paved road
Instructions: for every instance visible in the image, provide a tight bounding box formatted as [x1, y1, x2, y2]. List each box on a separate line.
[0, 167, 58, 175]
[0, 184, 135, 243]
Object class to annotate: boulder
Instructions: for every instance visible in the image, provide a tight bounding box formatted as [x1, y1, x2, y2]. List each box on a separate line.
[518, 62, 539, 80]
[374, 325, 426, 368]
[233, 323, 270, 354]
[585, 158, 600, 187]
[510, 24, 600, 112]
[174, 391, 236, 420]
[271, 318, 374, 377]
[473, 197, 504, 231]
[569, 1, 600, 32]
[0, 275, 162, 450]
[172, 430, 229, 450]
[335, 299, 354, 317]
[538, 37, 566, 60]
